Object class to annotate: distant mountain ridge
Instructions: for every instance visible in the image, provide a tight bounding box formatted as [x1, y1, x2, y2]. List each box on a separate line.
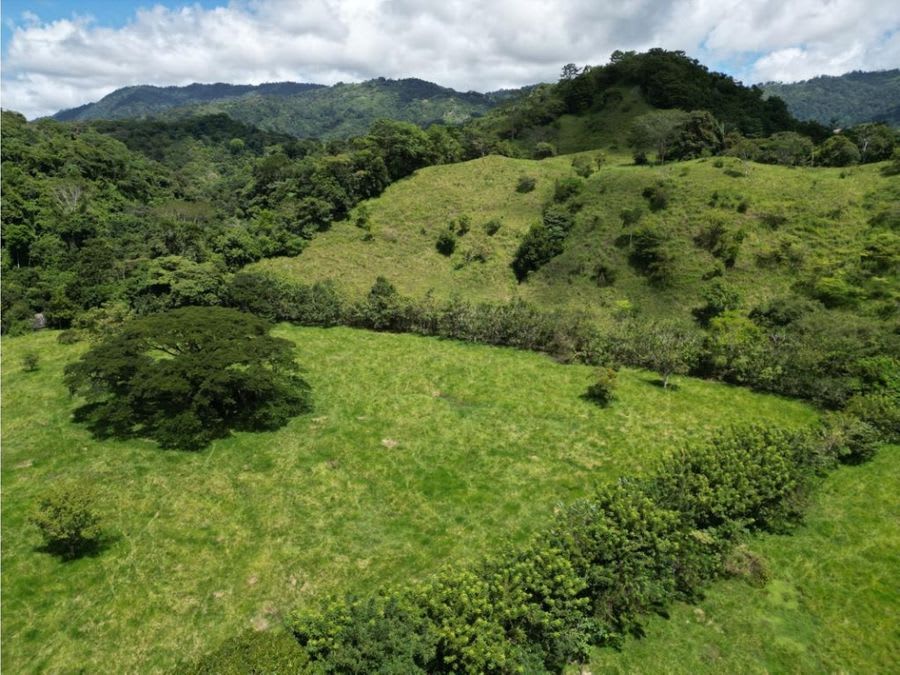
[52, 78, 520, 139]
[759, 69, 900, 127]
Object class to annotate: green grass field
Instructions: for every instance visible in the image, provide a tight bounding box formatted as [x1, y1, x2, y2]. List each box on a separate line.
[584, 444, 900, 674]
[253, 153, 896, 322]
[1, 327, 816, 673]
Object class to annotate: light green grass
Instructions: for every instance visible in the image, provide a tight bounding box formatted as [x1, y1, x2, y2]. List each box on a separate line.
[254, 153, 896, 323]
[1, 327, 816, 673]
[583, 444, 900, 674]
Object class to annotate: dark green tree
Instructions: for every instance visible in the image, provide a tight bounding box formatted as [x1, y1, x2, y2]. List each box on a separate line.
[64, 307, 311, 450]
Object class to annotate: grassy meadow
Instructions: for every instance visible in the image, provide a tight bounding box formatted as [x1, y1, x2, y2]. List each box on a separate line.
[584, 444, 900, 674]
[253, 153, 896, 322]
[1, 326, 817, 673]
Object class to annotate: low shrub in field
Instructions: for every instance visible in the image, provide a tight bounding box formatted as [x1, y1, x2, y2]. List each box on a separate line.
[30, 484, 103, 560]
[435, 231, 457, 256]
[516, 175, 537, 193]
[20, 352, 39, 372]
[584, 367, 618, 406]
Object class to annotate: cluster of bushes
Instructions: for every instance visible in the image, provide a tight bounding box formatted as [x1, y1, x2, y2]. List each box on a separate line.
[511, 178, 584, 281]
[221, 272, 898, 413]
[724, 123, 897, 167]
[188, 419, 886, 673]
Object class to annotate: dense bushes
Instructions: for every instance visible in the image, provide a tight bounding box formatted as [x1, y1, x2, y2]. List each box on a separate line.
[188, 419, 885, 673]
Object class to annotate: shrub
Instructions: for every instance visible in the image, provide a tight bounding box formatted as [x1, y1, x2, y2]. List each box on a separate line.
[692, 280, 742, 326]
[511, 207, 575, 281]
[483, 219, 502, 236]
[533, 142, 556, 159]
[818, 414, 880, 465]
[571, 155, 594, 178]
[641, 185, 669, 211]
[844, 392, 900, 442]
[21, 352, 39, 372]
[694, 221, 745, 268]
[629, 226, 676, 286]
[64, 307, 312, 450]
[620, 206, 644, 227]
[584, 367, 618, 406]
[56, 330, 82, 345]
[816, 135, 861, 167]
[554, 177, 584, 203]
[456, 215, 471, 236]
[435, 231, 457, 256]
[185, 630, 309, 674]
[30, 484, 103, 559]
[516, 175, 536, 193]
[591, 258, 618, 287]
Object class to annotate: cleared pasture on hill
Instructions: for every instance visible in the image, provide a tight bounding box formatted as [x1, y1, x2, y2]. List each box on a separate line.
[254, 154, 895, 323]
[1, 327, 816, 673]
[584, 444, 900, 674]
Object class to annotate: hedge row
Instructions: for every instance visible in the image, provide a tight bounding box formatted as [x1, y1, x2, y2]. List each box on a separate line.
[185, 420, 881, 673]
[223, 271, 899, 414]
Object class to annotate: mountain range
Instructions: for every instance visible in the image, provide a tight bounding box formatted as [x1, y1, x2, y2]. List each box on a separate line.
[52, 78, 522, 139]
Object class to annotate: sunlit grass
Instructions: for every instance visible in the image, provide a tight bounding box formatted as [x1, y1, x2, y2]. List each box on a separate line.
[1, 326, 817, 673]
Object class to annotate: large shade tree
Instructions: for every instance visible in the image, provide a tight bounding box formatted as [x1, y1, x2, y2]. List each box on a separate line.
[65, 306, 311, 450]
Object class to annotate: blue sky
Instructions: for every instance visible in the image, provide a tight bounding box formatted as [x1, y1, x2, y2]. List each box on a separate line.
[3, 0, 898, 119]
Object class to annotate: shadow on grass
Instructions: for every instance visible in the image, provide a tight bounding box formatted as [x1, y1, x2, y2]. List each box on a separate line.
[35, 532, 119, 562]
[641, 376, 680, 391]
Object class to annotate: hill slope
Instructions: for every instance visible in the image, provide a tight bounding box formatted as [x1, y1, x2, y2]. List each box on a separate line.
[760, 70, 900, 127]
[53, 78, 513, 139]
[252, 152, 898, 322]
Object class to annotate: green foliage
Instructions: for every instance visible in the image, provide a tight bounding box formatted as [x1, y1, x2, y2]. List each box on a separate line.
[483, 218, 502, 236]
[628, 110, 692, 163]
[435, 231, 457, 256]
[279, 422, 863, 672]
[693, 281, 742, 325]
[753, 132, 814, 166]
[694, 220, 745, 267]
[641, 184, 669, 211]
[816, 135, 861, 167]
[533, 142, 557, 159]
[20, 352, 40, 372]
[553, 176, 585, 203]
[511, 206, 576, 281]
[584, 366, 618, 406]
[629, 225, 675, 285]
[30, 484, 103, 560]
[182, 630, 310, 674]
[64, 307, 311, 450]
[516, 175, 537, 193]
[818, 414, 880, 465]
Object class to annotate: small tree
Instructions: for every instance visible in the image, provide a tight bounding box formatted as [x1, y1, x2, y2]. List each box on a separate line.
[31, 484, 103, 560]
[21, 352, 40, 372]
[628, 110, 691, 163]
[516, 176, 536, 193]
[816, 135, 860, 167]
[635, 320, 701, 389]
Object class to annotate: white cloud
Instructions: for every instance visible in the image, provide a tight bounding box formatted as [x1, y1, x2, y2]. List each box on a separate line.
[1, 0, 898, 119]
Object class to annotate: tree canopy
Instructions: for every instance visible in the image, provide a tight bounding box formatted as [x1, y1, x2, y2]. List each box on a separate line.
[64, 306, 311, 450]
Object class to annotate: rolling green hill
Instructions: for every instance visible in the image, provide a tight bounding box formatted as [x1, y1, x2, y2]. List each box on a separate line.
[253, 151, 898, 323]
[761, 70, 900, 128]
[0, 327, 815, 673]
[53, 78, 515, 139]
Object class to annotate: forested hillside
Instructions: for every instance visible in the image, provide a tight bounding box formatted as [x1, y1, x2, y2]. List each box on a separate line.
[53, 78, 513, 139]
[761, 69, 900, 127]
